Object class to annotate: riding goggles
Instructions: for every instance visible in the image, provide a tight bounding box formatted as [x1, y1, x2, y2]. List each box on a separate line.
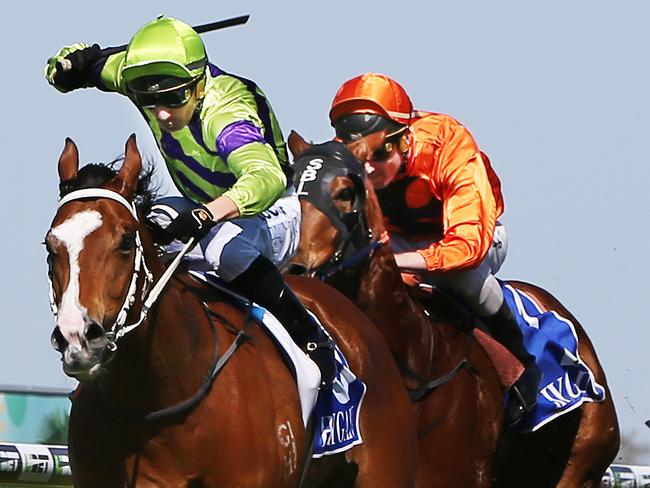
[130, 78, 199, 108]
[334, 113, 406, 141]
[371, 141, 396, 162]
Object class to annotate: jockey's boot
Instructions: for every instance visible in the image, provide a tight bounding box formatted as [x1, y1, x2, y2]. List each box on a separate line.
[484, 301, 543, 426]
[230, 255, 336, 388]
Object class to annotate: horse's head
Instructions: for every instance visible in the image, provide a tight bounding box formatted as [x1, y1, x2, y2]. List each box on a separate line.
[45, 135, 152, 380]
[288, 130, 388, 280]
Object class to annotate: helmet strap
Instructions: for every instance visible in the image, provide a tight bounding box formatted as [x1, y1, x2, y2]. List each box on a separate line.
[398, 133, 410, 173]
[193, 75, 208, 113]
[399, 133, 410, 154]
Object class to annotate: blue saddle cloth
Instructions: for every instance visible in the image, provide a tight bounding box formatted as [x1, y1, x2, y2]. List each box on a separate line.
[249, 305, 366, 457]
[248, 305, 366, 457]
[311, 344, 367, 457]
[501, 282, 606, 432]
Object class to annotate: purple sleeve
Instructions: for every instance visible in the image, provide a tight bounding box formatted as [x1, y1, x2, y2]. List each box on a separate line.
[217, 120, 266, 159]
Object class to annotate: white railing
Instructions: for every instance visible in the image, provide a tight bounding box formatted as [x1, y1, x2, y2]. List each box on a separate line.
[0, 440, 647, 487]
[0, 442, 71, 487]
[600, 463, 650, 487]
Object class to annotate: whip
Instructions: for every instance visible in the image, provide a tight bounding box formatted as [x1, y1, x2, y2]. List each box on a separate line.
[59, 14, 250, 71]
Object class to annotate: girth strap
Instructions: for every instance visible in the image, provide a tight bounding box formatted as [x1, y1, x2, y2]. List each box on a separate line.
[408, 358, 470, 403]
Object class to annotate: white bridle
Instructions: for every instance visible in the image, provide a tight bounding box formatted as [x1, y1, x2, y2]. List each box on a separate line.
[49, 188, 194, 346]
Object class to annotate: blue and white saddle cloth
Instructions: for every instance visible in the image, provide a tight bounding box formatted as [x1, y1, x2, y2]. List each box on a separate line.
[190, 271, 366, 457]
[501, 283, 606, 432]
[248, 305, 367, 457]
[311, 343, 367, 457]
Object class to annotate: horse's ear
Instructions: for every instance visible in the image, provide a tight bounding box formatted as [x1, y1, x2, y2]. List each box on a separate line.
[347, 131, 387, 162]
[58, 138, 79, 182]
[116, 134, 142, 197]
[288, 130, 312, 159]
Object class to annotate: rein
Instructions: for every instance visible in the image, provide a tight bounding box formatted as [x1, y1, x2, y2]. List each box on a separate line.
[50, 188, 192, 349]
[317, 230, 390, 281]
[94, 298, 251, 422]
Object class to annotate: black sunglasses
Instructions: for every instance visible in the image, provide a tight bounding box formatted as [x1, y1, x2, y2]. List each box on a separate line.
[132, 81, 198, 109]
[371, 141, 396, 162]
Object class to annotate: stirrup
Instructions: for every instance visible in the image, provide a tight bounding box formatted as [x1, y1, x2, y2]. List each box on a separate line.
[305, 338, 334, 353]
[303, 339, 336, 388]
[505, 366, 542, 426]
[505, 384, 536, 426]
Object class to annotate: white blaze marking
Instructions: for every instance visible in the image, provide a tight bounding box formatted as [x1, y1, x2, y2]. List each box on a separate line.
[51, 210, 103, 347]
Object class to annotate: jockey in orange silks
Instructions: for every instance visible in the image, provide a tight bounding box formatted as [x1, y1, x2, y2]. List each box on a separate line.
[330, 73, 541, 426]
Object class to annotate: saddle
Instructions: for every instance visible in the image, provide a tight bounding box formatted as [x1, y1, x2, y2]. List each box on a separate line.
[403, 276, 524, 391]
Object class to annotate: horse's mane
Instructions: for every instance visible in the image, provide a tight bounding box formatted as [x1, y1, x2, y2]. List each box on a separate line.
[59, 159, 158, 213]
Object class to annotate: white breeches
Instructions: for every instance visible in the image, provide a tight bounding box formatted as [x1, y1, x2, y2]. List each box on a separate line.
[390, 223, 509, 316]
[147, 189, 301, 281]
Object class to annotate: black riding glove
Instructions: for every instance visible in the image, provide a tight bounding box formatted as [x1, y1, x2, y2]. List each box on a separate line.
[53, 44, 102, 91]
[165, 206, 216, 243]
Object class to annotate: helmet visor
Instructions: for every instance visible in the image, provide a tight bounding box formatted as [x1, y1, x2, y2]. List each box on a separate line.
[334, 113, 405, 142]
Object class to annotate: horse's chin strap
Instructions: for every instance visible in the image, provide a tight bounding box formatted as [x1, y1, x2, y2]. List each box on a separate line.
[50, 188, 193, 348]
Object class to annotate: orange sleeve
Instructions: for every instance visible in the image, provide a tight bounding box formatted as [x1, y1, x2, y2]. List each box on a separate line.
[416, 120, 499, 272]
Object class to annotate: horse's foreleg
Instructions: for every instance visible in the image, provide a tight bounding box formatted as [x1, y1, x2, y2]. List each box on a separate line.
[343, 376, 418, 487]
[304, 395, 417, 488]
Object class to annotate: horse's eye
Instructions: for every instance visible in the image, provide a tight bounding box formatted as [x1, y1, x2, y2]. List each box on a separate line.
[335, 188, 356, 203]
[119, 233, 136, 253]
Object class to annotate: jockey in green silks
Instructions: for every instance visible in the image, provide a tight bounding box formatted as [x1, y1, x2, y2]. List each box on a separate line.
[45, 16, 335, 387]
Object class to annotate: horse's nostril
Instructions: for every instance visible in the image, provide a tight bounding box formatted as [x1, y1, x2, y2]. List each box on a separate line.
[51, 327, 67, 352]
[85, 322, 106, 343]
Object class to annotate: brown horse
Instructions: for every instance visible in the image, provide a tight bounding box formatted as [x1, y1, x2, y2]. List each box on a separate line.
[287, 132, 620, 488]
[44, 135, 418, 488]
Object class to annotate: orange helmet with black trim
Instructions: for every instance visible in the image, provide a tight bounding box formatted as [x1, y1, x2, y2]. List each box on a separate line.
[329, 73, 413, 130]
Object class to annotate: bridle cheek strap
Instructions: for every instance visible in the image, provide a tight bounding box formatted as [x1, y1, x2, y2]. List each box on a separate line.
[49, 188, 196, 348]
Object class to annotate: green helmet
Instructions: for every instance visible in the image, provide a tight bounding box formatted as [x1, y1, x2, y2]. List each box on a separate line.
[121, 17, 207, 86]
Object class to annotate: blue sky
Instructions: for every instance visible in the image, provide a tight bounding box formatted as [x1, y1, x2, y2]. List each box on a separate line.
[2, 0, 648, 448]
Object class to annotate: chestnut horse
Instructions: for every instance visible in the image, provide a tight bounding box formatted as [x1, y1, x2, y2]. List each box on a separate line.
[44, 135, 418, 488]
[289, 133, 504, 486]
[287, 132, 619, 488]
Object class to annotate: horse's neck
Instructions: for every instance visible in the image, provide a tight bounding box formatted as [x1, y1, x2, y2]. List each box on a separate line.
[97, 267, 216, 413]
[357, 188, 436, 378]
[359, 248, 435, 372]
